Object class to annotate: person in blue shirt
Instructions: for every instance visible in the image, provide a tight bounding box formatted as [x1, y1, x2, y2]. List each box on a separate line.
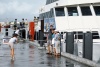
[54, 30, 61, 56]
[46, 25, 53, 54]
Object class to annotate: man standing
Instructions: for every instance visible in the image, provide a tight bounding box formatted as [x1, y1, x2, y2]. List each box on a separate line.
[47, 25, 53, 54]
[14, 19, 17, 30]
[20, 18, 25, 28]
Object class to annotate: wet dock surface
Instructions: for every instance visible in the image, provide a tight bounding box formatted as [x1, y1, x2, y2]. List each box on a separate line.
[0, 28, 91, 67]
[0, 41, 91, 67]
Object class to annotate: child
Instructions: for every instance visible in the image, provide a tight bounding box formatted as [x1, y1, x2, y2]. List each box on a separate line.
[3, 34, 18, 60]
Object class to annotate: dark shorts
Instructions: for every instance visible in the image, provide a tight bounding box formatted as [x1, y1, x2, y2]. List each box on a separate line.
[47, 40, 52, 46]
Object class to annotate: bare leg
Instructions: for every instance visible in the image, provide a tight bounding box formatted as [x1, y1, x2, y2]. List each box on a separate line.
[54, 48, 56, 55]
[9, 43, 14, 60]
[47, 45, 51, 53]
[11, 48, 14, 59]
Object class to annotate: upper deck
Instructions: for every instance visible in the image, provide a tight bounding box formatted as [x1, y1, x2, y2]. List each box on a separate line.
[46, 0, 59, 5]
[39, 0, 100, 32]
[40, 0, 100, 13]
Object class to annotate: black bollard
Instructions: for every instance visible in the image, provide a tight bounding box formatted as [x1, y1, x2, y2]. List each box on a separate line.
[27, 31, 29, 39]
[36, 32, 38, 40]
[39, 30, 44, 47]
[5, 32, 8, 36]
[19, 29, 26, 39]
[5, 28, 8, 36]
[66, 32, 74, 54]
[34, 32, 36, 40]
[38, 30, 41, 44]
[22, 29, 26, 39]
[37, 32, 39, 40]
[19, 29, 22, 38]
[5, 28, 8, 31]
[83, 32, 93, 60]
[61, 32, 63, 39]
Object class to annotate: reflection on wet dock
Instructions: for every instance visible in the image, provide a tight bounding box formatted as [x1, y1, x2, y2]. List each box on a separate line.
[0, 41, 90, 67]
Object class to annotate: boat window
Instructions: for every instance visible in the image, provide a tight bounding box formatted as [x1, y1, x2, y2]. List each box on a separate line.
[47, 12, 49, 18]
[43, 12, 49, 18]
[48, 12, 51, 18]
[74, 31, 83, 39]
[39, 14, 42, 19]
[42, 10, 54, 18]
[80, 6, 92, 16]
[74, 31, 100, 39]
[93, 6, 100, 16]
[55, 8, 65, 16]
[67, 7, 79, 16]
[46, 12, 48, 18]
[92, 31, 100, 39]
[46, 0, 49, 5]
[44, 13, 46, 18]
[46, 0, 58, 5]
[39, 14, 44, 20]
[50, 8, 54, 17]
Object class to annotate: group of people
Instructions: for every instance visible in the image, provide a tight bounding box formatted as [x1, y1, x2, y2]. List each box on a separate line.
[47, 25, 61, 56]
[13, 18, 26, 30]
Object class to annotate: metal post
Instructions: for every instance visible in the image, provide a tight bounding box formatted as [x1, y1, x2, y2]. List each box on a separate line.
[22, 29, 26, 39]
[37, 32, 39, 40]
[25, 28, 27, 40]
[0, 23, 1, 32]
[38, 30, 41, 44]
[5, 28, 8, 36]
[60, 33, 62, 56]
[34, 32, 36, 40]
[66, 32, 74, 54]
[83, 32, 93, 60]
[36, 31, 37, 40]
[19, 29, 22, 39]
[39, 30, 44, 47]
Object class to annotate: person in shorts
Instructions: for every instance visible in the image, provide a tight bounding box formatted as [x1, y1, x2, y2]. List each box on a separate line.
[54, 30, 61, 56]
[3, 34, 18, 60]
[47, 25, 53, 54]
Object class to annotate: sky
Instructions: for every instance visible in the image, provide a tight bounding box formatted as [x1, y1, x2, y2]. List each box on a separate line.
[0, 0, 46, 22]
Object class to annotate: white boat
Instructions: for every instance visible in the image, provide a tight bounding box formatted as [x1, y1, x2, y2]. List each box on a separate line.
[39, 0, 100, 63]
[39, 0, 100, 33]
